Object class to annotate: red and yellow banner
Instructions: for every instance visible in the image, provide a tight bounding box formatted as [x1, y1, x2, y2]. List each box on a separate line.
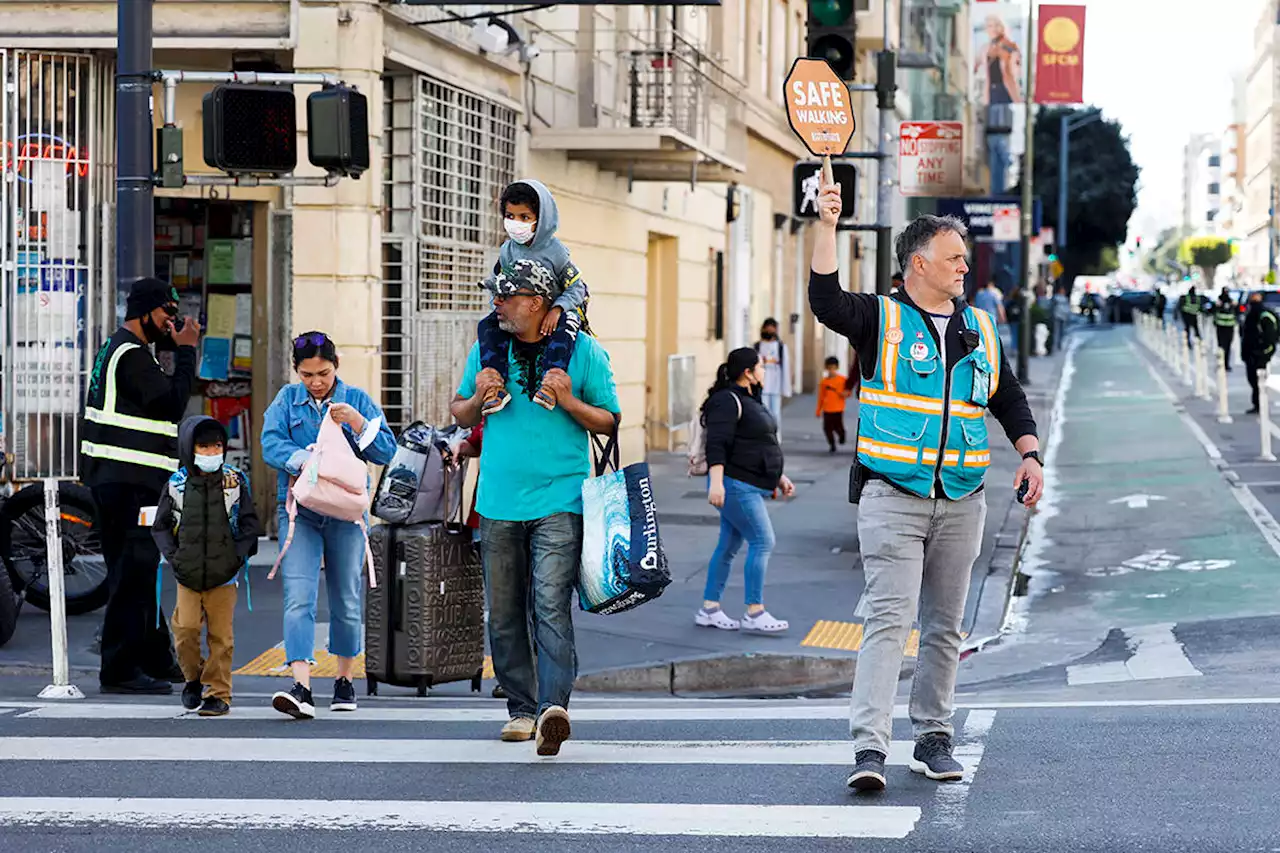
[1034, 4, 1086, 104]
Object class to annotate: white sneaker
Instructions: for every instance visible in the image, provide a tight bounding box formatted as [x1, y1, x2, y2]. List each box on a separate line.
[695, 608, 740, 630]
[740, 610, 789, 634]
[536, 706, 571, 756]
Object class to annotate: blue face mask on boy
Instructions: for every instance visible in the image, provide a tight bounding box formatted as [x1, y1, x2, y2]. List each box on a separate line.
[194, 452, 223, 474]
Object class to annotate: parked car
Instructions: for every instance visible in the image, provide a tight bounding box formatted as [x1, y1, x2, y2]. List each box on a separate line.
[1106, 290, 1157, 324]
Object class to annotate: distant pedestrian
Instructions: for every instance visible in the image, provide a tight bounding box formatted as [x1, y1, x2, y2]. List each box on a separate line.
[82, 277, 202, 695]
[452, 259, 621, 755]
[1213, 290, 1237, 371]
[890, 272, 904, 295]
[152, 417, 261, 716]
[696, 348, 795, 635]
[1180, 286, 1203, 346]
[809, 185, 1043, 794]
[1005, 286, 1024, 354]
[262, 332, 397, 720]
[1051, 284, 1071, 353]
[754, 318, 791, 430]
[1154, 288, 1168, 320]
[972, 277, 1006, 325]
[816, 356, 851, 453]
[1242, 292, 1279, 414]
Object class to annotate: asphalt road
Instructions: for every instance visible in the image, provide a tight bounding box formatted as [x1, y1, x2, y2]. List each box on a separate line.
[0, 684, 1277, 852]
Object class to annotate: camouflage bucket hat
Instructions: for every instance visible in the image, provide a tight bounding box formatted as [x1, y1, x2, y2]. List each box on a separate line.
[481, 258, 556, 299]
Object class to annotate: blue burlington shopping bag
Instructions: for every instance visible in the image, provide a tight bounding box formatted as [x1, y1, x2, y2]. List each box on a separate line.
[578, 429, 671, 614]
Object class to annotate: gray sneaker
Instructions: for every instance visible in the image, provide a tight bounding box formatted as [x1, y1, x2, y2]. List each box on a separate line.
[846, 749, 887, 792]
[909, 732, 964, 781]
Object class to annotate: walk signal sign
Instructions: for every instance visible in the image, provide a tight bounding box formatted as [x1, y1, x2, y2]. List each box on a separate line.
[202, 84, 297, 175]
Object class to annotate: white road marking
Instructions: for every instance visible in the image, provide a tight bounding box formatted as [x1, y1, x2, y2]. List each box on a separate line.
[0, 736, 916, 766]
[0, 702, 885, 722]
[1135, 342, 1280, 560]
[1108, 494, 1166, 509]
[1066, 624, 1202, 686]
[0, 797, 923, 838]
[932, 710, 998, 830]
[961, 709, 997, 740]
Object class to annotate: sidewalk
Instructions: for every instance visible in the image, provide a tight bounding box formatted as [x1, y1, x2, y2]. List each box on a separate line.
[0, 342, 1068, 700]
[958, 323, 1280, 690]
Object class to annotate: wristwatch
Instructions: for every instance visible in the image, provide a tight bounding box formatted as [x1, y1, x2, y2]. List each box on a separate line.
[1022, 450, 1043, 466]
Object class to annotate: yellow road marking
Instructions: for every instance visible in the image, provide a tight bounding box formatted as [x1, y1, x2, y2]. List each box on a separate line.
[233, 650, 494, 682]
[800, 620, 968, 657]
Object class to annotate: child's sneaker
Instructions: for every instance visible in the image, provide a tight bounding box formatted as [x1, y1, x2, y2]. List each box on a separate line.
[271, 681, 315, 720]
[198, 696, 230, 717]
[533, 385, 557, 411]
[482, 388, 512, 417]
[181, 680, 202, 711]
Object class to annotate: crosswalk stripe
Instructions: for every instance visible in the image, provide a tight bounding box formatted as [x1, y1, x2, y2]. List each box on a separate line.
[0, 797, 923, 838]
[0, 701, 876, 722]
[0, 736, 959, 767]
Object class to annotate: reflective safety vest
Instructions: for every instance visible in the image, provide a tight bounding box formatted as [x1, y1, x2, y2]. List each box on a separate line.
[80, 336, 179, 474]
[1213, 304, 1237, 327]
[856, 297, 1001, 500]
[1180, 294, 1201, 315]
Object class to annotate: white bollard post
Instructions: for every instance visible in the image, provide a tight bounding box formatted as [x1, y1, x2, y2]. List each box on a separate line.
[1260, 364, 1276, 462]
[1198, 338, 1212, 401]
[1193, 339, 1207, 399]
[38, 480, 84, 699]
[1182, 336, 1193, 386]
[1217, 349, 1233, 424]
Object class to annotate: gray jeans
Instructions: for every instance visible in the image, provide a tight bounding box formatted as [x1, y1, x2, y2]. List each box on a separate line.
[849, 480, 987, 755]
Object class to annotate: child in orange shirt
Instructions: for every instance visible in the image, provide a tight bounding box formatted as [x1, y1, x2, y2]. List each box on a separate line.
[816, 356, 852, 453]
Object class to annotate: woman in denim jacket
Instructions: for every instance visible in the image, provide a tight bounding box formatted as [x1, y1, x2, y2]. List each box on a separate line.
[261, 332, 396, 719]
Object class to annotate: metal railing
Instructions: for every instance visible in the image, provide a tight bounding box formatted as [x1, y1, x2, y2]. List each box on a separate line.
[529, 30, 746, 168]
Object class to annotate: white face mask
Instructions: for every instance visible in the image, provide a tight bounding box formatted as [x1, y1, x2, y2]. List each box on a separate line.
[194, 453, 223, 474]
[504, 219, 536, 245]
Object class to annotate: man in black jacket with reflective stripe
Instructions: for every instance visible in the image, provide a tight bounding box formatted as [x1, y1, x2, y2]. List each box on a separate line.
[81, 277, 201, 694]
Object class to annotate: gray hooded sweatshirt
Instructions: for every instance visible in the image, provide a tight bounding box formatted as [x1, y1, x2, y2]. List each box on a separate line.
[496, 179, 588, 313]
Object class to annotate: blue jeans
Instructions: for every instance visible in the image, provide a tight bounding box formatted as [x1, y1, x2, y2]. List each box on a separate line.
[277, 505, 367, 665]
[704, 477, 776, 606]
[480, 513, 582, 719]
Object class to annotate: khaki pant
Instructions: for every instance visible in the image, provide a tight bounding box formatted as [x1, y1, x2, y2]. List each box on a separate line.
[171, 584, 237, 702]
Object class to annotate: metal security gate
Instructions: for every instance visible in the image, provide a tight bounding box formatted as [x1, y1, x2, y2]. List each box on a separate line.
[380, 72, 517, 429]
[1, 51, 112, 483]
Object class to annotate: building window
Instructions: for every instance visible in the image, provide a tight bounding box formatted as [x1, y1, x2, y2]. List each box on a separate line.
[1208, 155, 1221, 167]
[1208, 182, 1220, 195]
[381, 72, 518, 430]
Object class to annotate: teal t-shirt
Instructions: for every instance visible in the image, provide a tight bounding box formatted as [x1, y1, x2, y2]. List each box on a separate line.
[458, 335, 621, 522]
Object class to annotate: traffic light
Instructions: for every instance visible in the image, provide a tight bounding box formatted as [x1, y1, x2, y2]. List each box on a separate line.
[806, 0, 857, 81]
[307, 85, 370, 178]
[203, 84, 296, 174]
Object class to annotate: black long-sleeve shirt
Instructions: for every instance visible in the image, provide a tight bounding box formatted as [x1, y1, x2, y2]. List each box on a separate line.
[703, 386, 784, 492]
[808, 270, 1037, 445]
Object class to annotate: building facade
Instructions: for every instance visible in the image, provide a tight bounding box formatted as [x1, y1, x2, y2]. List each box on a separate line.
[0, 0, 981, 505]
[1242, 5, 1278, 282]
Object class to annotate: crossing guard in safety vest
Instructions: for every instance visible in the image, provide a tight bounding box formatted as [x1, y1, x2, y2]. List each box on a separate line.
[1179, 286, 1203, 346]
[808, 196, 1044, 794]
[81, 277, 202, 695]
[1212, 291, 1237, 372]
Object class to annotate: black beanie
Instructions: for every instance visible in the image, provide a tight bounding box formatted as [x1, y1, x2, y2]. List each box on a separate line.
[125, 277, 179, 321]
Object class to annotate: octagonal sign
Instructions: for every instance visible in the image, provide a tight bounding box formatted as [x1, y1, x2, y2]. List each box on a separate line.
[784, 58, 856, 157]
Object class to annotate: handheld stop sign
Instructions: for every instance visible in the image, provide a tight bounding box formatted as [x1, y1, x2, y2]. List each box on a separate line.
[784, 58, 856, 187]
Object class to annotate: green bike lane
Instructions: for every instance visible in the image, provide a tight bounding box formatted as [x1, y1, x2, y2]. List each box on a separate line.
[962, 327, 1280, 686]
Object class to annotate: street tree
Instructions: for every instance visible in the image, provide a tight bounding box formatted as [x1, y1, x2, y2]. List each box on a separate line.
[1144, 226, 1188, 278]
[1178, 236, 1235, 288]
[1016, 106, 1139, 294]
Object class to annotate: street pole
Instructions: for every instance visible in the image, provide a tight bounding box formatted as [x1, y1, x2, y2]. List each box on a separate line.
[1017, 1, 1036, 382]
[874, 9, 897, 297]
[1057, 113, 1068, 255]
[117, 1, 155, 297]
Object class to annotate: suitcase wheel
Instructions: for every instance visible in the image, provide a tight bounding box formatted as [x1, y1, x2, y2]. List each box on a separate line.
[471, 670, 482, 693]
[366, 676, 378, 697]
[416, 676, 429, 698]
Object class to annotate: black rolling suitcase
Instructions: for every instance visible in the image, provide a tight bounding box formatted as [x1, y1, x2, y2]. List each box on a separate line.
[365, 522, 485, 697]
